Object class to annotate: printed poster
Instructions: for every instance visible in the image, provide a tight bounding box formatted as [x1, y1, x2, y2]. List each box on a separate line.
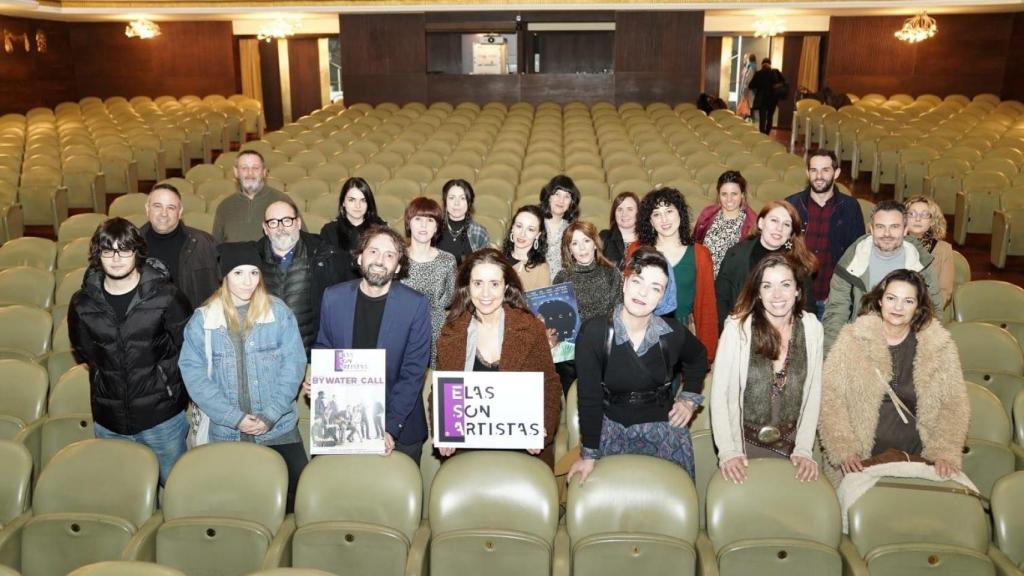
[525, 282, 580, 363]
[310, 349, 386, 455]
[432, 371, 544, 450]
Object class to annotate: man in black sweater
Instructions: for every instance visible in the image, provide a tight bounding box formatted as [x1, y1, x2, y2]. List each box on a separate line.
[141, 183, 219, 308]
[748, 58, 786, 135]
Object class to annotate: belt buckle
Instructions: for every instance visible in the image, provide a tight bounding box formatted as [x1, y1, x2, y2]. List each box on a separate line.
[757, 425, 782, 444]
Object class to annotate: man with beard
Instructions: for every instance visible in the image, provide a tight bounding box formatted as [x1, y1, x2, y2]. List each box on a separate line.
[256, 199, 343, 354]
[313, 225, 431, 463]
[786, 149, 865, 319]
[821, 200, 941, 354]
[213, 150, 294, 243]
[68, 218, 193, 485]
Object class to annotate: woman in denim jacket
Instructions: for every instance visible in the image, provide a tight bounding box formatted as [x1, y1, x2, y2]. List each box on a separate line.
[179, 241, 307, 511]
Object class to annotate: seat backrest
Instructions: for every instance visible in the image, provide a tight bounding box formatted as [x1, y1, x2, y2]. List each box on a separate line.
[0, 266, 55, 308]
[429, 451, 558, 576]
[954, 280, 1024, 323]
[0, 358, 48, 437]
[58, 213, 108, 246]
[567, 455, 699, 575]
[948, 321, 1024, 376]
[67, 561, 186, 576]
[0, 439, 32, 525]
[847, 477, 992, 574]
[706, 459, 842, 575]
[992, 471, 1024, 567]
[157, 443, 287, 576]
[292, 454, 422, 573]
[0, 237, 57, 271]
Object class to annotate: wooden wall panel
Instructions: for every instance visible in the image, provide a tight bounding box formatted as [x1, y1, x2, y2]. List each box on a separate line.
[778, 35, 803, 130]
[521, 74, 615, 104]
[288, 37, 322, 120]
[0, 15, 76, 114]
[614, 11, 704, 104]
[703, 36, 722, 98]
[69, 21, 236, 100]
[537, 32, 614, 74]
[340, 13, 427, 103]
[426, 33, 463, 74]
[1004, 13, 1024, 100]
[259, 40, 283, 131]
[428, 75, 521, 104]
[825, 14, 1014, 98]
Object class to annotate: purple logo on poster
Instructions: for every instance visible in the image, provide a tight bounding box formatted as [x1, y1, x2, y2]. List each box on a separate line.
[334, 350, 347, 371]
[441, 378, 465, 442]
[334, 350, 369, 372]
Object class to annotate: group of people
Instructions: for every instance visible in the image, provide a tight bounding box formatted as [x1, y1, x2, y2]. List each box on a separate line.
[67, 145, 968, 513]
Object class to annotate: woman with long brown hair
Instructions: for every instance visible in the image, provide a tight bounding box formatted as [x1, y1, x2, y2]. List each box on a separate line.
[714, 200, 818, 331]
[433, 248, 562, 469]
[711, 253, 823, 484]
[599, 191, 640, 266]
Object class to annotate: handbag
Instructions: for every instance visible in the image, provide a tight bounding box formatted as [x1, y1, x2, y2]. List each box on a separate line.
[771, 71, 789, 100]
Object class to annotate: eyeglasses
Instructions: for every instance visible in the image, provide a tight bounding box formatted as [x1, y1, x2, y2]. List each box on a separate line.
[100, 249, 136, 259]
[908, 211, 933, 220]
[264, 217, 298, 229]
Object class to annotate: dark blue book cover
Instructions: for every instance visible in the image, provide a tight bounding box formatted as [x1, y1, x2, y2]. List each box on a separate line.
[524, 282, 579, 362]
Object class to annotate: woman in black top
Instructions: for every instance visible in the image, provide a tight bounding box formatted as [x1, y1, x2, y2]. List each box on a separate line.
[599, 191, 640, 266]
[319, 177, 385, 280]
[567, 246, 708, 484]
[437, 179, 490, 264]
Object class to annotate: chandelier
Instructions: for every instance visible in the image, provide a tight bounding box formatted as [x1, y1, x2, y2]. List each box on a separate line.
[752, 17, 786, 38]
[125, 19, 161, 40]
[895, 11, 937, 43]
[257, 19, 301, 43]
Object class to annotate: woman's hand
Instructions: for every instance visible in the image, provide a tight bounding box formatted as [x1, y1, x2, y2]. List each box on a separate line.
[791, 455, 819, 482]
[438, 447, 457, 457]
[840, 454, 863, 475]
[301, 378, 311, 397]
[668, 400, 696, 427]
[720, 456, 748, 484]
[934, 458, 960, 479]
[566, 458, 596, 485]
[239, 414, 268, 435]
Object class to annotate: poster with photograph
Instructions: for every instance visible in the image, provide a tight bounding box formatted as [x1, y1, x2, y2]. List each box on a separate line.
[432, 371, 545, 450]
[525, 282, 580, 363]
[310, 349, 386, 455]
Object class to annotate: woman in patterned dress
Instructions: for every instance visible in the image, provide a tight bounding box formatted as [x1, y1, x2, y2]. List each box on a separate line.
[692, 170, 757, 275]
[567, 247, 708, 483]
[400, 197, 456, 367]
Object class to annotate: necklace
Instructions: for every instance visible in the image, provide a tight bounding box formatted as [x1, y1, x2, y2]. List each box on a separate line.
[769, 322, 796, 399]
[446, 218, 468, 241]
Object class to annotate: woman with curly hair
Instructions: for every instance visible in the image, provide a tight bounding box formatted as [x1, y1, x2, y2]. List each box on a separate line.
[714, 200, 818, 331]
[904, 194, 954, 309]
[629, 187, 718, 363]
[539, 175, 581, 281]
[502, 204, 550, 291]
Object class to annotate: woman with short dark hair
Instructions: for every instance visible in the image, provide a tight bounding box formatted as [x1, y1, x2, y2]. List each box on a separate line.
[400, 196, 456, 366]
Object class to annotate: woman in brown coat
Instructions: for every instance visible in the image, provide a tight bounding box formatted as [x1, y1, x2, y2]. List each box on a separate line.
[434, 248, 563, 469]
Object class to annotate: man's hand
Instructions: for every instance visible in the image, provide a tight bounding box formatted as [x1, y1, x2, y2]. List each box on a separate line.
[384, 432, 395, 455]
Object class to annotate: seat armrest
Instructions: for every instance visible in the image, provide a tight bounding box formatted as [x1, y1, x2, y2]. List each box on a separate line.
[696, 531, 719, 576]
[262, 514, 296, 569]
[552, 524, 571, 576]
[405, 520, 431, 576]
[13, 419, 43, 483]
[989, 545, 1024, 576]
[121, 511, 163, 561]
[0, 511, 30, 571]
[839, 535, 869, 576]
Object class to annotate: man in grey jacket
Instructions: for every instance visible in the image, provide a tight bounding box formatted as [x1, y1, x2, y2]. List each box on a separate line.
[822, 200, 941, 354]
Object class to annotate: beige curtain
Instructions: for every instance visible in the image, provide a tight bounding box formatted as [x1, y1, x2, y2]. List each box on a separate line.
[239, 39, 264, 104]
[798, 36, 821, 93]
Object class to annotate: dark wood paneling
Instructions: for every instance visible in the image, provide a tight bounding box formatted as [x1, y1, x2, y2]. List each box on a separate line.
[69, 21, 236, 100]
[536, 32, 613, 74]
[1004, 13, 1024, 100]
[703, 36, 722, 97]
[259, 40, 283, 131]
[778, 35, 803, 130]
[342, 74, 429, 106]
[340, 14, 427, 103]
[288, 37, 322, 120]
[521, 74, 614, 104]
[614, 11, 703, 104]
[0, 15, 76, 114]
[428, 74, 521, 104]
[825, 14, 1014, 97]
[426, 33, 464, 74]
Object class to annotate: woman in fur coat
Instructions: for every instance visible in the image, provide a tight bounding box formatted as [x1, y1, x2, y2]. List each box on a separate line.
[819, 268, 969, 484]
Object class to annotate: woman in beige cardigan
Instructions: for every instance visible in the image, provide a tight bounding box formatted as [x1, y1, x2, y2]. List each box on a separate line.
[819, 268, 969, 484]
[711, 253, 823, 484]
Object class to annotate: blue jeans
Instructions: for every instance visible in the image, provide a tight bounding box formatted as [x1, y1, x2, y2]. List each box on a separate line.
[94, 411, 188, 485]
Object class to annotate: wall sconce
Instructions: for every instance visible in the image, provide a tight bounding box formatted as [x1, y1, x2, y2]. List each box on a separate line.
[125, 19, 162, 40]
[3, 30, 30, 54]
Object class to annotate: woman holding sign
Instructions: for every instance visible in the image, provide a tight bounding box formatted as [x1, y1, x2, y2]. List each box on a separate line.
[434, 248, 562, 469]
[179, 242, 308, 511]
[567, 247, 708, 483]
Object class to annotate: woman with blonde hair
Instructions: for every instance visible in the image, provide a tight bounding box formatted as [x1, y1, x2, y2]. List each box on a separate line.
[904, 194, 954, 308]
[179, 242, 307, 511]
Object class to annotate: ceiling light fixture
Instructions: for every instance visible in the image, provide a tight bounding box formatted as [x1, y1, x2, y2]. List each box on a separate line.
[895, 11, 937, 43]
[753, 16, 786, 38]
[125, 19, 161, 40]
[257, 19, 301, 43]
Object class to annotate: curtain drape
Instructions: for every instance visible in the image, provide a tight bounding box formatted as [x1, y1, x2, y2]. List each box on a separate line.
[798, 35, 821, 93]
[239, 39, 264, 104]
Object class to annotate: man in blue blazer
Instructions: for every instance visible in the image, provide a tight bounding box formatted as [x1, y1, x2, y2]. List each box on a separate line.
[315, 225, 431, 463]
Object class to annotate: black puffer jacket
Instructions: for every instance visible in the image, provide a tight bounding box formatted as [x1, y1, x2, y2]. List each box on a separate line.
[256, 231, 345, 354]
[68, 259, 193, 435]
